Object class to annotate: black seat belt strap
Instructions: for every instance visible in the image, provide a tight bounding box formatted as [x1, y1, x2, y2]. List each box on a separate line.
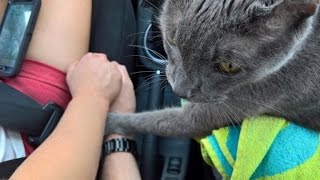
[0, 158, 26, 179]
[0, 83, 63, 145]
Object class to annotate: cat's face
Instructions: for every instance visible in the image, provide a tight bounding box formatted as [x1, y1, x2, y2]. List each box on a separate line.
[160, 0, 318, 103]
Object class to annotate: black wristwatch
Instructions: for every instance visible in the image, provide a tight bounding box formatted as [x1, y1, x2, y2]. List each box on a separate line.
[103, 138, 137, 157]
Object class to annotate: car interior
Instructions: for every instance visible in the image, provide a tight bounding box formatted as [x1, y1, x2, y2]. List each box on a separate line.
[91, 1, 220, 179]
[0, 0, 221, 179]
[90, 0, 221, 179]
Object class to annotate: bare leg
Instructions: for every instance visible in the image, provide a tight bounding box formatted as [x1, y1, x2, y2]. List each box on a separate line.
[0, 0, 92, 72]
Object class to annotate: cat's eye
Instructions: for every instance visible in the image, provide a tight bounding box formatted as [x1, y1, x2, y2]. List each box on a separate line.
[217, 62, 241, 75]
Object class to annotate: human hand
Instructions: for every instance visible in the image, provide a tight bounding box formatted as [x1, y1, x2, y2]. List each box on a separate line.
[67, 53, 122, 108]
[107, 64, 136, 140]
[109, 64, 136, 113]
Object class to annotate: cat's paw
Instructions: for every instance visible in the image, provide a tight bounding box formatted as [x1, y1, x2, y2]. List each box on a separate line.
[105, 112, 133, 136]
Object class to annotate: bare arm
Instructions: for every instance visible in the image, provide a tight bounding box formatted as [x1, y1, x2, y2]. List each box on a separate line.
[101, 66, 141, 180]
[11, 97, 108, 180]
[10, 53, 122, 180]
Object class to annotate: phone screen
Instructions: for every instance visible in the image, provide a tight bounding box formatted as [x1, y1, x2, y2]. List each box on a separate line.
[0, 3, 32, 68]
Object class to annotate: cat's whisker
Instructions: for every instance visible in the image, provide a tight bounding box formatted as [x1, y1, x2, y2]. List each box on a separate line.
[127, 31, 162, 38]
[139, 78, 167, 93]
[133, 34, 163, 42]
[213, 107, 231, 129]
[223, 106, 239, 127]
[149, 38, 166, 46]
[129, 70, 158, 75]
[154, 17, 161, 24]
[128, 34, 158, 42]
[125, 55, 167, 68]
[136, 64, 161, 68]
[145, 0, 162, 12]
[125, 54, 162, 63]
[149, 39, 164, 46]
[147, 49, 167, 61]
[153, 40, 166, 46]
[138, 18, 160, 25]
[160, 80, 169, 92]
[159, 78, 168, 90]
[136, 74, 158, 85]
[214, 107, 222, 122]
[140, 73, 165, 81]
[140, 73, 160, 83]
[130, 45, 167, 60]
[222, 103, 241, 127]
[227, 103, 250, 119]
[136, 75, 165, 92]
[139, 6, 162, 18]
[149, 35, 163, 41]
[232, 97, 287, 116]
[219, 106, 236, 128]
[127, 31, 149, 38]
[160, 62, 168, 66]
[136, 74, 158, 90]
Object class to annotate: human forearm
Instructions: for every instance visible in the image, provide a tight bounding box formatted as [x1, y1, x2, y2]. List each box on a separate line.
[101, 150, 140, 180]
[11, 96, 108, 180]
[101, 65, 140, 180]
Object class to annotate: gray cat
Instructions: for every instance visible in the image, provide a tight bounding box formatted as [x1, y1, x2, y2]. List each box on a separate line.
[106, 0, 320, 138]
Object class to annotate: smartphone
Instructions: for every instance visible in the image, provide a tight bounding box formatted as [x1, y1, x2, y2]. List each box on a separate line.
[0, 0, 41, 77]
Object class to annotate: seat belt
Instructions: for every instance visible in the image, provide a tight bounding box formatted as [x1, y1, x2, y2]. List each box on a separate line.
[0, 84, 63, 178]
[0, 158, 26, 179]
[0, 83, 63, 146]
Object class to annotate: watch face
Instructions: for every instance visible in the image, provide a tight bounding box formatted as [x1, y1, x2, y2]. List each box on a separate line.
[104, 138, 137, 156]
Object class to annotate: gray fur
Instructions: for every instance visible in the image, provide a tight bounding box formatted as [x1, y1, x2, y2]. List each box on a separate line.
[106, 0, 320, 138]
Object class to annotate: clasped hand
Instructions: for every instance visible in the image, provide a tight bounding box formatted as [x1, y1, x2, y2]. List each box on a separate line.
[66, 53, 136, 113]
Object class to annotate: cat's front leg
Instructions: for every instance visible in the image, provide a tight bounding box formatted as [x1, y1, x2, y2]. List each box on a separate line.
[105, 103, 230, 138]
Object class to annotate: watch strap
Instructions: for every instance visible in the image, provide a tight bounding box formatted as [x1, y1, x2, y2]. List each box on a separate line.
[103, 138, 137, 156]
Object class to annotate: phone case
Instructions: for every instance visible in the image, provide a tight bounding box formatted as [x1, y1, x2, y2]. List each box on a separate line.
[0, 0, 41, 77]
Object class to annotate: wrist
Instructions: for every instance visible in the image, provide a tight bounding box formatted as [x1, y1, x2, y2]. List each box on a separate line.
[105, 134, 133, 141]
[102, 137, 137, 158]
[72, 95, 110, 111]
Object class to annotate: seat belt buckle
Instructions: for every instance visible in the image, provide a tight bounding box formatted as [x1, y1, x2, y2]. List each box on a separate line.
[28, 102, 64, 147]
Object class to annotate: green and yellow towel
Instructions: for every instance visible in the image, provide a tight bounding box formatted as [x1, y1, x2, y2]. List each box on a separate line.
[200, 116, 320, 179]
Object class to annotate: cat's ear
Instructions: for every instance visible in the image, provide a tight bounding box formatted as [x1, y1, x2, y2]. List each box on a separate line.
[248, 0, 284, 16]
